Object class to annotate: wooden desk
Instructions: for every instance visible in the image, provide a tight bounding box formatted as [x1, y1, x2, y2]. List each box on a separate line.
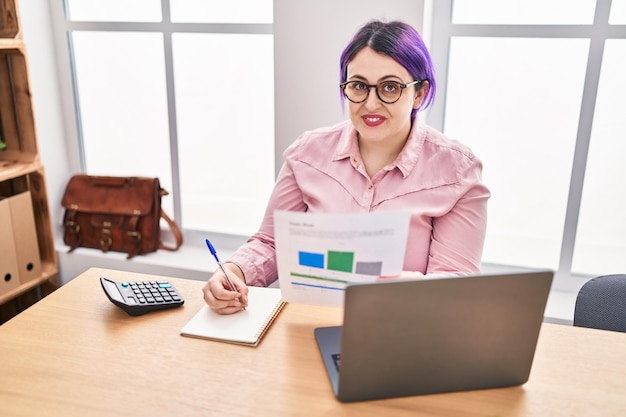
[1, 268, 625, 417]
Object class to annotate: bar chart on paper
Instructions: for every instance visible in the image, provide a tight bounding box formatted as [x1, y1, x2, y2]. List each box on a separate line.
[300, 250, 384, 275]
[275, 210, 411, 307]
[293, 249, 384, 287]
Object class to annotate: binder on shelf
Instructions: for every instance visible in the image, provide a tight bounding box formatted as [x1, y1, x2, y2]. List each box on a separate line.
[0, 47, 39, 164]
[9, 191, 42, 283]
[0, 197, 21, 296]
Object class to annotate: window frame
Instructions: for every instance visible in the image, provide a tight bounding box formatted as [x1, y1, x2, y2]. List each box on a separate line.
[428, 0, 626, 292]
[54, 1, 274, 237]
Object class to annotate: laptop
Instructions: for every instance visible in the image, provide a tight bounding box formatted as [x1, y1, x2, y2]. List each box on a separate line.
[314, 270, 554, 402]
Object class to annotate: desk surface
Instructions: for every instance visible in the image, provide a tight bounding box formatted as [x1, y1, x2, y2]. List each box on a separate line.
[1, 268, 625, 417]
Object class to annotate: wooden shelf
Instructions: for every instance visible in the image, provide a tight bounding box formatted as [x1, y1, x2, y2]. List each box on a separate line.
[0, 0, 58, 321]
[0, 160, 40, 181]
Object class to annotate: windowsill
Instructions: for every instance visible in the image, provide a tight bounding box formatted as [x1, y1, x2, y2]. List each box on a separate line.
[55, 233, 246, 285]
[55, 237, 577, 326]
[543, 290, 576, 325]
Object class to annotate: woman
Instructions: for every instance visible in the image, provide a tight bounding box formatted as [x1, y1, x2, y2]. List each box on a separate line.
[203, 20, 490, 314]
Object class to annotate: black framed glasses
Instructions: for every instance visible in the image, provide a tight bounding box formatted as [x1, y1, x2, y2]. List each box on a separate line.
[340, 80, 422, 104]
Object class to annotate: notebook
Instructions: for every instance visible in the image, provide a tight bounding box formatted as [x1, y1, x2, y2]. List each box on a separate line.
[181, 286, 285, 347]
[315, 270, 554, 402]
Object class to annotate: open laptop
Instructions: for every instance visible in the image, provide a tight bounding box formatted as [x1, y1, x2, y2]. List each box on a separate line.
[314, 270, 554, 402]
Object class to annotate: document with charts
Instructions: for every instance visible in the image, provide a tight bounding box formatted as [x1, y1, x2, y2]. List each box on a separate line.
[275, 210, 410, 308]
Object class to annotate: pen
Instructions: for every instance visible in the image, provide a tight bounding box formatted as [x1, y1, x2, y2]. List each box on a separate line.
[205, 239, 245, 310]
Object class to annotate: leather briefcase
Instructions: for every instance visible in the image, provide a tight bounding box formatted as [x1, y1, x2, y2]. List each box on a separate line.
[61, 175, 183, 259]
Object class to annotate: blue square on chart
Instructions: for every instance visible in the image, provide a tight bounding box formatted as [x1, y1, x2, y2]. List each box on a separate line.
[299, 251, 325, 269]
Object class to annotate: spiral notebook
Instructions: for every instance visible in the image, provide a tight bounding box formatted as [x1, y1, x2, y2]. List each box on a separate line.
[180, 287, 285, 347]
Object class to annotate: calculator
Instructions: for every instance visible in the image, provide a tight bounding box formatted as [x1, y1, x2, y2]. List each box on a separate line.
[100, 277, 184, 316]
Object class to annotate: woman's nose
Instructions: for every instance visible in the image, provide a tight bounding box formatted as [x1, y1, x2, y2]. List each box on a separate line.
[363, 86, 382, 108]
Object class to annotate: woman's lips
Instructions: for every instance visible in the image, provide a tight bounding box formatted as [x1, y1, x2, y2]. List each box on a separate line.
[362, 115, 386, 127]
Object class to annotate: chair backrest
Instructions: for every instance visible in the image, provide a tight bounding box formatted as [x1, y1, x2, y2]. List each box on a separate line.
[573, 274, 626, 332]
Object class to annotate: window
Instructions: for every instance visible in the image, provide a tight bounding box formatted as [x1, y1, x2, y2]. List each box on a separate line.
[430, 0, 626, 291]
[61, 0, 275, 237]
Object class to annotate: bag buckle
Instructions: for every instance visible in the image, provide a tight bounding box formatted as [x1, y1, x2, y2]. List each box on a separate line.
[65, 220, 81, 234]
[127, 231, 142, 240]
[100, 222, 112, 252]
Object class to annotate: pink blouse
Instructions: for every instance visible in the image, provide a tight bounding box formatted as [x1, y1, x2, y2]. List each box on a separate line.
[229, 119, 490, 287]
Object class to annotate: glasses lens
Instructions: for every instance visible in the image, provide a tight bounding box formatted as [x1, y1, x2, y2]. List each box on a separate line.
[377, 81, 402, 103]
[343, 81, 368, 102]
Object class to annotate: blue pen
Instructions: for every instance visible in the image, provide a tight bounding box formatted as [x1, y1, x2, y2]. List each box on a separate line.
[205, 239, 245, 310]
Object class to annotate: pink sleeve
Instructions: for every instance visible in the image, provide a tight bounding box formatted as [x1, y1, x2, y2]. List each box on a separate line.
[426, 158, 490, 275]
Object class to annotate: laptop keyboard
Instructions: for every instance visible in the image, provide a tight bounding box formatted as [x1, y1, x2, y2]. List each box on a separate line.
[332, 353, 341, 371]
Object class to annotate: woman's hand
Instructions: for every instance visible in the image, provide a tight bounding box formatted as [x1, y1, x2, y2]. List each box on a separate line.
[202, 262, 249, 315]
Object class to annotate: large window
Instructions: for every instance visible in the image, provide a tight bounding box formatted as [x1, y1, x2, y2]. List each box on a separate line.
[430, 0, 626, 291]
[61, 0, 275, 237]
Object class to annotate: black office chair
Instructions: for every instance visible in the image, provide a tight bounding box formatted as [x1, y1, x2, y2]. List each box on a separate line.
[573, 274, 626, 333]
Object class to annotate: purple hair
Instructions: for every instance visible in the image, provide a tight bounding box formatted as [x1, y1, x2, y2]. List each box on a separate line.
[339, 20, 436, 118]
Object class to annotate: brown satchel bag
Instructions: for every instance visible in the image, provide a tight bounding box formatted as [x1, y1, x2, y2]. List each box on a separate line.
[61, 175, 183, 259]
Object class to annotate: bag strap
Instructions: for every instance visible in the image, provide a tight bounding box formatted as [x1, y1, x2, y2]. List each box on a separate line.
[63, 206, 81, 252]
[158, 208, 183, 251]
[125, 211, 142, 259]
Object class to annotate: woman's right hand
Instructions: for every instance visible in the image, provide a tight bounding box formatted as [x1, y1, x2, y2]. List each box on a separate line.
[202, 262, 249, 315]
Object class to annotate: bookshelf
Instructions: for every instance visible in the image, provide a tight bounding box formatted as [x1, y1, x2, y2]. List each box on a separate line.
[0, 0, 58, 322]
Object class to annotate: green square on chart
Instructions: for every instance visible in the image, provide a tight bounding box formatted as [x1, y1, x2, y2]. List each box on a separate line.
[327, 251, 354, 273]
